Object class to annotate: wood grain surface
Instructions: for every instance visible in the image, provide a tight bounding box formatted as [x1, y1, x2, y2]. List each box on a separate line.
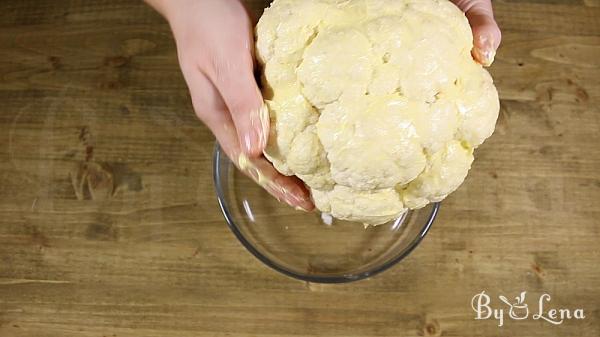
[1, 0, 599, 336]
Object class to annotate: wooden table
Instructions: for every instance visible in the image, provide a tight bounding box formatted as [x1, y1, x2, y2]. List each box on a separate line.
[1, 1, 598, 336]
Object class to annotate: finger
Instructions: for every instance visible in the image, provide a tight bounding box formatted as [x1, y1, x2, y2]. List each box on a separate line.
[238, 154, 315, 212]
[204, 51, 267, 158]
[452, 0, 502, 66]
[186, 71, 313, 211]
[200, 5, 267, 158]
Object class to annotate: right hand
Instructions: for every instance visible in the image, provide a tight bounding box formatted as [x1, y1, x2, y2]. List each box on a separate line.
[451, 0, 502, 66]
[146, 0, 314, 211]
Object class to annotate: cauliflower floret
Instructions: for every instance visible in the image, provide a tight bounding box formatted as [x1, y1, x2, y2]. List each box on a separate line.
[297, 27, 374, 107]
[312, 186, 406, 226]
[402, 140, 474, 209]
[257, 0, 499, 225]
[317, 96, 427, 190]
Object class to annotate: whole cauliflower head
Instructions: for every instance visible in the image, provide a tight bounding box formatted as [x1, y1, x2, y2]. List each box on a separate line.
[256, 0, 500, 225]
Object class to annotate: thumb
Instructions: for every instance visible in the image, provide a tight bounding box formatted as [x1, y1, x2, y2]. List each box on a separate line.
[203, 45, 268, 158]
[453, 0, 502, 66]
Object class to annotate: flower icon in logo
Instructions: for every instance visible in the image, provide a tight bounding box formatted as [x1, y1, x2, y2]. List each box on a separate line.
[499, 291, 529, 320]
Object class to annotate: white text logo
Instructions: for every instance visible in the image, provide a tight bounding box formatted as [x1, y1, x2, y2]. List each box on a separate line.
[471, 291, 585, 327]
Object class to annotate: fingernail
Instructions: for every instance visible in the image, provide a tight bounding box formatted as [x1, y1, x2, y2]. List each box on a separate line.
[258, 104, 270, 149]
[480, 48, 496, 67]
[294, 201, 315, 212]
[250, 104, 269, 150]
[282, 192, 314, 212]
[243, 132, 255, 154]
[244, 104, 269, 155]
[475, 37, 496, 67]
[264, 181, 314, 211]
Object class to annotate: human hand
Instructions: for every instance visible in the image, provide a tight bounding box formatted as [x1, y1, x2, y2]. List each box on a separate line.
[145, 0, 314, 211]
[451, 0, 502, 66]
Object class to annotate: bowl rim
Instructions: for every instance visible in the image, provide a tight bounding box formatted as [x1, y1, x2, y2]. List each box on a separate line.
[212, 144, 440, 283]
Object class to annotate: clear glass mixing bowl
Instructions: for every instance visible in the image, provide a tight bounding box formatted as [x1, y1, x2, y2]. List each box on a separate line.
[213, 144, 439, 283]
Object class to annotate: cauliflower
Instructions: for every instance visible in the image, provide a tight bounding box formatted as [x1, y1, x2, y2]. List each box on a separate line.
[256, 0, 500, 225]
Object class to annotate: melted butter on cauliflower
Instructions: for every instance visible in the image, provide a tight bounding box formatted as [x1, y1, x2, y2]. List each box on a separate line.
[256, 0, 500, 225]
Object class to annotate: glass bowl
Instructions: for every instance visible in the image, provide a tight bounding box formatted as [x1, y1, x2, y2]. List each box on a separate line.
[213, 144, 440, 283]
